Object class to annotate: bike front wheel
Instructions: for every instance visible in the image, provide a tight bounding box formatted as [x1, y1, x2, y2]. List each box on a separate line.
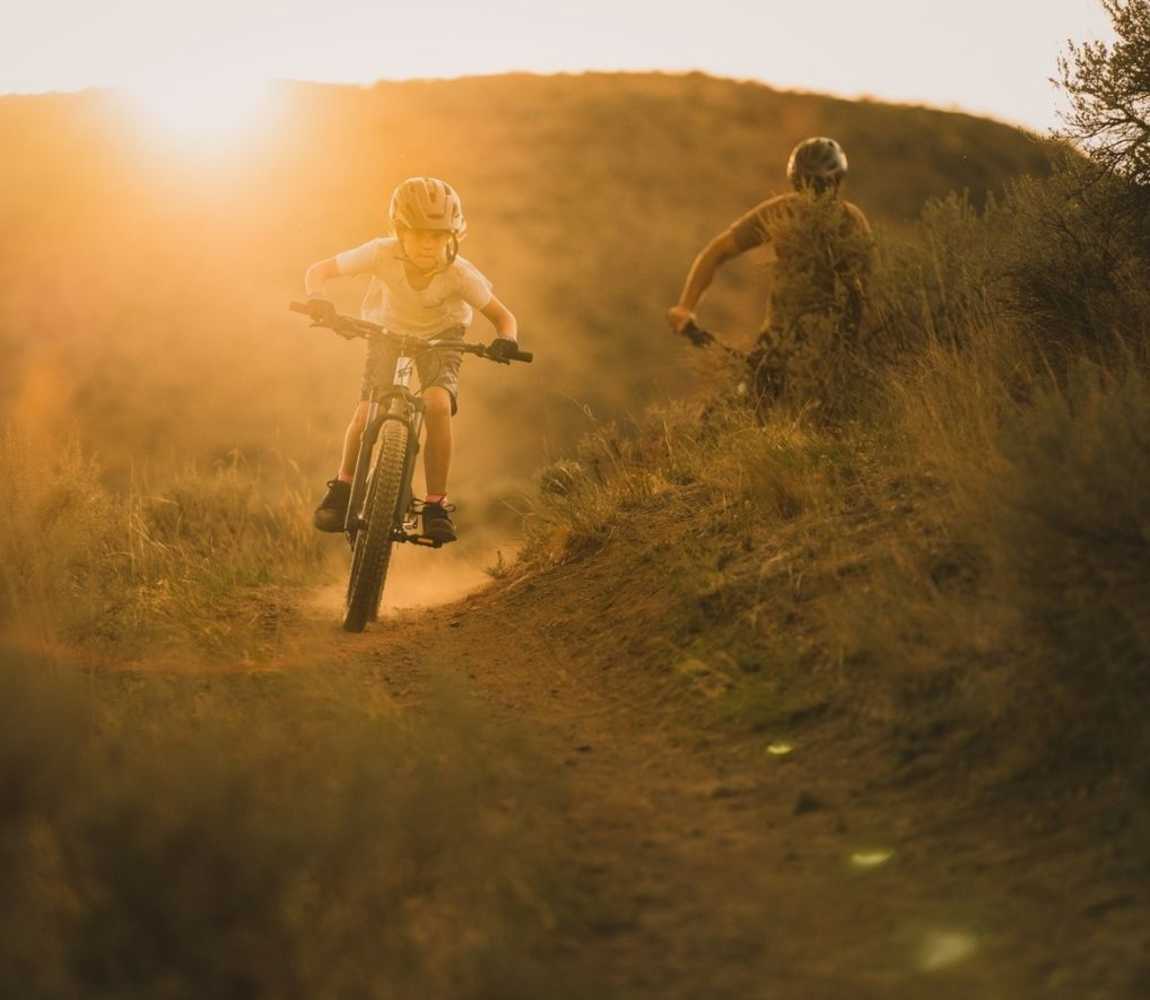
[343, 419, 409, 632]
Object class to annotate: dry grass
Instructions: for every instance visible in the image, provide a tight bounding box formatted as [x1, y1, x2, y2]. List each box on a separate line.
[0, 649, 599, 999]
[0, 428, 325, 658]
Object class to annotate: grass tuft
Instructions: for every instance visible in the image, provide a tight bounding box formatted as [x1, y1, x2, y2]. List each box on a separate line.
[0, 430, 326, 658]
[0, 650, 601, 999]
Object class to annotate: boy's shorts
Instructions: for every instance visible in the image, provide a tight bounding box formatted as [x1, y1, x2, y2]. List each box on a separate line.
[360, 325, 466, 415]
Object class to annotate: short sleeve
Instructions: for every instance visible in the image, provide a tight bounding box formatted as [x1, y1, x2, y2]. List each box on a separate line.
[453, 258, 493, 310]
[846, 203, 873, 238]
[335, 239, 384, 277]
[726, 201, 772, 252]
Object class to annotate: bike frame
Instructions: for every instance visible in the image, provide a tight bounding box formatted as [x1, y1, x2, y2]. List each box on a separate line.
[344, 352, 430, 548]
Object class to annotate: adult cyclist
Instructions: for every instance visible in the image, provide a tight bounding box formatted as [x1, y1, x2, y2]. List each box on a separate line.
[667, 137, 873, 413]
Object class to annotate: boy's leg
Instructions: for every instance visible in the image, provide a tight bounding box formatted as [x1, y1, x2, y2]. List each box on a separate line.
[414, 329, 463, 543]
[339, 401, 371, 481]
[421, 387, 453, 498]
[314, 402, 370, 532]
[420, 387, 457, 543]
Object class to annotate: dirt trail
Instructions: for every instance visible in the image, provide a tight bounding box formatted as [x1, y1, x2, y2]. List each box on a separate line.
[295, 566, 1149, 1000]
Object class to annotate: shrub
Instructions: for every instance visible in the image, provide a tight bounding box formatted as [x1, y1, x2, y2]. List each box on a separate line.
[0, 651, 592, 999]
[988, 364, 1150, 711]
[1057, 0, 1150, 186]
[0, 430, 325, 655]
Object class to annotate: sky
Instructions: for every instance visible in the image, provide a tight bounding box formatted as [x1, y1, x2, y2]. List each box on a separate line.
[1, 0, 1117, 132]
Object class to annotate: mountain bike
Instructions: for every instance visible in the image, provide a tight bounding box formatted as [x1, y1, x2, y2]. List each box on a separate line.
[290, 300, 533, 632]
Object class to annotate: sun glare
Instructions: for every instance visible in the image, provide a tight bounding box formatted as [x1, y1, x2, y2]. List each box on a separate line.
[117, 75, 275, 148]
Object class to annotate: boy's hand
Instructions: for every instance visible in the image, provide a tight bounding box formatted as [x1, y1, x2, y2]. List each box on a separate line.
[306, 297, 338, 325]
[487, 337, 520, 364]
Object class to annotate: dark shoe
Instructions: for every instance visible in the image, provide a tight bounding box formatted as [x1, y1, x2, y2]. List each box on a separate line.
[314, 479, 351, 533]
[421, 501, 457, 543]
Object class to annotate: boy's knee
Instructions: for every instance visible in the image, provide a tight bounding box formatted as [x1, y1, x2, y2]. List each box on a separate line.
[423, 388, 453, 420]
[348, 402, 370, 430]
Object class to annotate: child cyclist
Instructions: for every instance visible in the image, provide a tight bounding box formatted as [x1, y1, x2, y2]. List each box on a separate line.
[304, 176, 520, 544]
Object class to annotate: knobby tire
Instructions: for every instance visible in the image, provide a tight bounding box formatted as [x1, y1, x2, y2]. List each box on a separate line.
[343, 420, 408, 632]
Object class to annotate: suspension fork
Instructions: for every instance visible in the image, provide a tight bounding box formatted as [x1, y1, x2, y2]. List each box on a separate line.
[345, 390, 423, 539]
[395, 405, 425, 529]
[345, 398, 381, 537]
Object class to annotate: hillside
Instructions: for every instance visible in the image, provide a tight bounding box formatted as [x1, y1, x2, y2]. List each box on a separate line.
[3, 64, 1150, 997]
[0, 72, 1050, 505]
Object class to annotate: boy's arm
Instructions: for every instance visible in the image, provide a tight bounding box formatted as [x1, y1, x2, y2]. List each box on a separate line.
[304, 257, 340, 298]
[667, 230, 746, 334]
[480, 295, 518, 342]
[305, 240, 382, 298]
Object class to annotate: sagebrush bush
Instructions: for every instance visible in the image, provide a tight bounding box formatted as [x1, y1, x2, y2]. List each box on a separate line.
[994, 166, 1150, 359]
[869, 160, 1150, 368]
[874, 320, 1150, 760]
[988, 364, 1150, 703]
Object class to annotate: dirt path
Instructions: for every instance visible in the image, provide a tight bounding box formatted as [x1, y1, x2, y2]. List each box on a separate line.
[294, 568, 1149, 1000]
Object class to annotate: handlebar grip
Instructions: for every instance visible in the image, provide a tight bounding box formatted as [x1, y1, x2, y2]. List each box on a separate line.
[680, 319, 715, 348]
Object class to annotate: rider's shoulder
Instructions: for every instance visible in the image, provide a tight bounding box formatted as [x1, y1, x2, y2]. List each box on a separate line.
[353, 236, 400, 268]
[448, 253, 489, 283]
[840, 200, 872, 233]
[754, 192, 800, 216]
[732, 192, 800, 230]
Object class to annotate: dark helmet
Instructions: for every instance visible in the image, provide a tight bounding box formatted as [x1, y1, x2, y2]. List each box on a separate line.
[786, 137, 848, 192]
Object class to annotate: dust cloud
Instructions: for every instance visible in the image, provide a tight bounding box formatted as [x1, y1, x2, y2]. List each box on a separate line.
[307, 538, 516, 617]
[0, 76, 1049, 520]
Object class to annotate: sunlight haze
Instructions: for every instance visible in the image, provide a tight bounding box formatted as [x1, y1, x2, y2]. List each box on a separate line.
[4, 0, 1117, 131]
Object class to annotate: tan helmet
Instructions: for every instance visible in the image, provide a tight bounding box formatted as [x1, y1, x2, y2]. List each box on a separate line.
[389, 177, 467, 238]
[786, 137, 848, 192]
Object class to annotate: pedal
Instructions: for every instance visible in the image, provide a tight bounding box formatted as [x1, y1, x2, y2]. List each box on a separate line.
[392, 529, 443, 548]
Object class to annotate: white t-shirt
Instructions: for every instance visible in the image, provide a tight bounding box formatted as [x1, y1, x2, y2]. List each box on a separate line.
[335, 237, 493, 337]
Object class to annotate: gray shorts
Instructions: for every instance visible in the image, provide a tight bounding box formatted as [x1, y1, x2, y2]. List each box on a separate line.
[360, 325, 465, 415]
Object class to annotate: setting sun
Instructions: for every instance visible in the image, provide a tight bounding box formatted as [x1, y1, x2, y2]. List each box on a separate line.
[116, 74, 275, 147]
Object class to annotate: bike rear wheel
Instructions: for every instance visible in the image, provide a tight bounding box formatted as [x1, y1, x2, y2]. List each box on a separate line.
[343, 419, 409, 632]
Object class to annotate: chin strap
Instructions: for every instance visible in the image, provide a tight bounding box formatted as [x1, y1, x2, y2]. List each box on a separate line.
[393, 233, 462, 276]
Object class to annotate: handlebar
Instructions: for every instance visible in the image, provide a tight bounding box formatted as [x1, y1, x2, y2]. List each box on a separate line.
[679, 318, 715, 348]
[288, 301, 533, 364]
[676, 317, 747, 361]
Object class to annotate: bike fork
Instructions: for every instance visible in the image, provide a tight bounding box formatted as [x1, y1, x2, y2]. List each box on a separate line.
[395, 410, 423, 539]
[344, 401, 385, 542]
